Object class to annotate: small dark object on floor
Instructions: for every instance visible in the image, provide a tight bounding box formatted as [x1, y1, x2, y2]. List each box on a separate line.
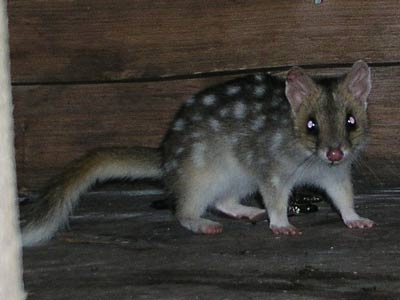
[288, 202, 319, 216]
[291, 186, 325, 204]
[288, 186, 325, 216]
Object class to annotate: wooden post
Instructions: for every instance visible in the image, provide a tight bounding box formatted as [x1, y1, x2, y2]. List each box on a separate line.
[0, 0, 26, 299]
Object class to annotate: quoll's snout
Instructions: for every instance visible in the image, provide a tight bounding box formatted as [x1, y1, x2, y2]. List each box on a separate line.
[326, 148, 344, 162]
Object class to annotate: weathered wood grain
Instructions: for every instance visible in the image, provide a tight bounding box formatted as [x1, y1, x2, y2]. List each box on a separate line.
[21, 192, 400, 300]
[13, 66, 400, 192]
[9, 0, 400, 83]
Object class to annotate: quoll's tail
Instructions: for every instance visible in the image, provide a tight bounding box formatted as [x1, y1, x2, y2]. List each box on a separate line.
[21, 147, 162, 247]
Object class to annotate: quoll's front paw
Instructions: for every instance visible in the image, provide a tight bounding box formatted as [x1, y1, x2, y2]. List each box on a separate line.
[345, 217, 375, 229]
[270, 224, 302, 236]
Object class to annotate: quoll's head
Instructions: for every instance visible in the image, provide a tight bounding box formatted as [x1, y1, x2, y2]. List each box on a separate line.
[285, 60, 372, 165]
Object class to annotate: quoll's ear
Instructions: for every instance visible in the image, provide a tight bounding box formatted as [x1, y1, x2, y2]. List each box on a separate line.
[343, 60, 371, 110]
[285, 67, 317, 113]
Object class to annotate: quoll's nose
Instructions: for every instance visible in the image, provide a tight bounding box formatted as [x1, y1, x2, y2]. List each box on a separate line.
[326, 148, 344, 162]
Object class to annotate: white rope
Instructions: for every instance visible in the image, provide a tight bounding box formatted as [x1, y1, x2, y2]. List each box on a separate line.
[0, 0, 26, 298]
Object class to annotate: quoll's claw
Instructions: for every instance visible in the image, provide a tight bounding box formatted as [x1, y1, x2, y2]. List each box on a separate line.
[345, 217, 375, 229]
[179, 218, 223, 235]
[200, 223, 223, 235]
[270, 224, 302, 236]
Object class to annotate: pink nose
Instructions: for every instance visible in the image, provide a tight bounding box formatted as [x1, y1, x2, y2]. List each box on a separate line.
[326, 148, 344, 162]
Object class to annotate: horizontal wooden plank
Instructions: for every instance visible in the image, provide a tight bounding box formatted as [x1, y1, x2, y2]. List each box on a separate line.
[9, 0, 400, 83]
[21, 193, 400, 299]
[13, 66, 400, 192]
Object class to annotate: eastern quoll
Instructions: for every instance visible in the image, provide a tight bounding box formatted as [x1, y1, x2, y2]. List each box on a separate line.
[21, 60, 375, 247]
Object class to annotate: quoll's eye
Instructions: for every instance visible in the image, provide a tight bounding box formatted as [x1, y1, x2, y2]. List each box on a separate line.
[346, 114, 357, 131]
[306, 118, 319, 135]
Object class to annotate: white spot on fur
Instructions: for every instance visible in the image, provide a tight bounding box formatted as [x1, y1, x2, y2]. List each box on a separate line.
[234, 101, 247, 119]
[271, 176, 280, 186]
[281, 118, 290, 126]
[191, 113, 203, 122]
[254, 73, 264, 81]
[176, 147, 184, 155]
[192, 143, 206, 167]
[171, 160, 178, 168]
[226, 85, 241, 96]
[271, 95, 281, 108]
[202, 95, 216, 106]
[192, 131, 203, 139]
[219, 107, 229, 118]
[209, 119, 220, 131]
[246, 152, 254, 164]
[164, 160, 178, 172]
[185, 96, 195, 106]
[173, 119, 185, 131]
[270, 132, 283, 152]
[251, 115, 266, 131]
[253, 102, 263, 112]
[230, 135, 239, 145]
[254, 85, 266, 97]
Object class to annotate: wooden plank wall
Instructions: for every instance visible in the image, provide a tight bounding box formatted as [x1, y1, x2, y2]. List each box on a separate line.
[9, 0, 400, 193]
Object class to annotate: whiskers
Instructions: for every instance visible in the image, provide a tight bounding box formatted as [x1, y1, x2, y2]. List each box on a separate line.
[283, 151, 318, 184]
[348, 152, 383, 187]
[350, 131, 367, 141]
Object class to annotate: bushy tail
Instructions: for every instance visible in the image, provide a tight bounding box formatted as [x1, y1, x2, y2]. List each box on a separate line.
[21, 147, 162, 247]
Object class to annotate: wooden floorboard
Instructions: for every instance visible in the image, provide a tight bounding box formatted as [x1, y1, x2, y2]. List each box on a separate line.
[22, 190, 400, 300]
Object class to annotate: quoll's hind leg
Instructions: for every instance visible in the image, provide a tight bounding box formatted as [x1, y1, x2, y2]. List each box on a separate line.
[175, 182, 223, 235]
[215, 197, 267, 221]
